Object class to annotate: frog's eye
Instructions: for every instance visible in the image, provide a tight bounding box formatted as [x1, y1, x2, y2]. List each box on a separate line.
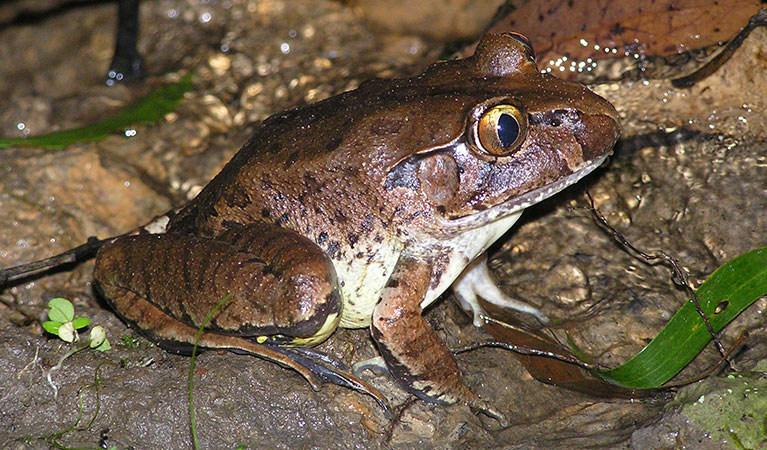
[473, 104, 527, 156]
[502, 32, 535, 61]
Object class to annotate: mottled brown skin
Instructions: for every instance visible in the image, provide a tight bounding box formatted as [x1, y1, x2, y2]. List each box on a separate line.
[94, 33, 620, 421]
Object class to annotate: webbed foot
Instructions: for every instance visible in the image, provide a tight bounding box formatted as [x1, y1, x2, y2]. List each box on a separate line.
[238, 342, 390, 415]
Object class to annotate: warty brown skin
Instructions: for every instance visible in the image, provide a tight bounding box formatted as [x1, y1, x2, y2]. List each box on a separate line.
[94, 32, 620, 420]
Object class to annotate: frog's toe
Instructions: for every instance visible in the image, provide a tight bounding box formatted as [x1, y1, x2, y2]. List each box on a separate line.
[267, 346, 390, 414]
[468, 397, 509, 428]
[453, 255, 549, 325]
[352, 356, 390, 377]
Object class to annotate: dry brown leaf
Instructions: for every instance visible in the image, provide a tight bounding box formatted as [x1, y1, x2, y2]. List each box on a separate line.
[469, 0, 761, 78]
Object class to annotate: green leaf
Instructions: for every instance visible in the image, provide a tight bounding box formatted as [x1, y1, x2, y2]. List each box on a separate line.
[0, 74, 193, 150]
[596, 247, 767, 388]
[42, 321, 61, 336]
[47, 298, 74, 323]
[71, 317, 91, 330]
[94, 338, 111, 352]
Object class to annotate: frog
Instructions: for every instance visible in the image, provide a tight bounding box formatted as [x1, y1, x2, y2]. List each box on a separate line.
[93, 32, 619, 422]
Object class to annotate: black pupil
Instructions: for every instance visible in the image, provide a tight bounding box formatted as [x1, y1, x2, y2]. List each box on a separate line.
[497, 113, 519, 148]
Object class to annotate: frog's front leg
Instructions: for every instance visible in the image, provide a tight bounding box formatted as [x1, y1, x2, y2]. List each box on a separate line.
[371, 255, 506, 424]
[453, 254, 549, 327]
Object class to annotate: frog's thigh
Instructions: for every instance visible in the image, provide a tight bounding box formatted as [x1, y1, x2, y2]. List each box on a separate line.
[94, 223, 341, 349]
[452, 253, 549, 326]
[371, 256, 488, 408]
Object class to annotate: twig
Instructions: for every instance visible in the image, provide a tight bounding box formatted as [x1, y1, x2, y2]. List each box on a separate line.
[0, 236, 118, 286]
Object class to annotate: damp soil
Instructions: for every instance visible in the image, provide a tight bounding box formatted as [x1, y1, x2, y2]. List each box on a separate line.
[1, 1, 766, 449]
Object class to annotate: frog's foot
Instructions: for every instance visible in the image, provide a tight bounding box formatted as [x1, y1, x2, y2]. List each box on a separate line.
[452, 254, 549, 327]
[264, 346, 390, 414]
[464, 392, 508, 427]
[216, 334, 389, 413]
[352, 356, 390, 377]
[353, 356, 507, 426]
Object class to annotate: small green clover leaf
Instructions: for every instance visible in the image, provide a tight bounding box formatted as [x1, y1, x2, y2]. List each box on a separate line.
[47, 297, 74, 323]
[43, 298, 111, 398]
[42, 298, 91, 343]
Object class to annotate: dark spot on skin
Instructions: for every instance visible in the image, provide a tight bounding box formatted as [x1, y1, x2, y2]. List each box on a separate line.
[343, 166, 359, 177]
[348, 233, 358, 246]
[431, 268, 443, 289]
[374, 235, 383, 243]
[355, 252, 364, 259]
[284, 151, 300, 169]
[437, 205, 446, 214]
[610, 22, 625, 35]
[261, 265, 282, 278]
[276, 213, 290, 226]
[538, 14, 544, 21]
[529, 109, 580, 128]
[261, 208, 271, 218]
[222, 184, 252, 209]
[404, 210, 427, 223]
[317, 231, 328, 244]
[327, 241, 341, 259]
[360, 214, 374, 233]
[325, 136, 343, 152]
[303, 173, 319, 190]
[267, 142, 281, 154]
[334, 209, 348, 224]
[386, 278, 400, 288]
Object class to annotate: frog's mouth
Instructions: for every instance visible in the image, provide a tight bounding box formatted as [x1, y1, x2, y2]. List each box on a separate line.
[437, 154, 609, 233]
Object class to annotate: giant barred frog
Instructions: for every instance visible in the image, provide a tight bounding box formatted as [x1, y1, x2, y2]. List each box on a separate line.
[94, 33, 619, 421]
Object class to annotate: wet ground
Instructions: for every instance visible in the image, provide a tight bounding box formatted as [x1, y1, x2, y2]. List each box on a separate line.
[1, 1, 766, 448]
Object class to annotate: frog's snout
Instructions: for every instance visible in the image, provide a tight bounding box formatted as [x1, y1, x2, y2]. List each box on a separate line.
[575, 109, 621, 161]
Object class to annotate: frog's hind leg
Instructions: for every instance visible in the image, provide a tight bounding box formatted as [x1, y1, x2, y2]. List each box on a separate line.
[452, 254, 549, 327]
[94, 223, 384, 404]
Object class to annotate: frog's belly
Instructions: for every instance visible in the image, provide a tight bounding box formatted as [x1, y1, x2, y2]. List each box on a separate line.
[335, 244, 401, 329]
[333, 211, 522, 328]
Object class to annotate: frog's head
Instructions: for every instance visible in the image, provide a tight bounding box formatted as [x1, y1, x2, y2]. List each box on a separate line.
[382, 33, 619, 235]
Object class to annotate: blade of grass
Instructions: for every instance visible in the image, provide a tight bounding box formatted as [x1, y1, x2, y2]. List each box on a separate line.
[189, 293, 232, 450]
[596, 247, 767, 388]
[0, 74, 192, 150]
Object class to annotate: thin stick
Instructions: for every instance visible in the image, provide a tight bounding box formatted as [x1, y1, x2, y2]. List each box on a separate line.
[0, 236, 118, 285]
